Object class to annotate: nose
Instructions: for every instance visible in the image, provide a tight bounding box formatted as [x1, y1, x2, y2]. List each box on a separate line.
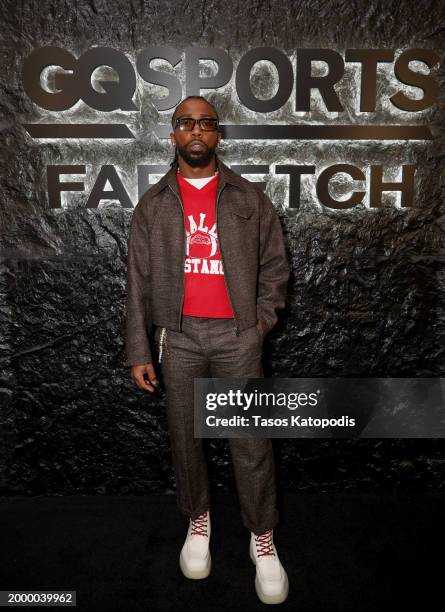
[191, 120, 203, 136]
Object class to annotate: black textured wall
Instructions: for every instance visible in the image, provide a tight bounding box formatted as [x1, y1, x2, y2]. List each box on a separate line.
[1, 0, 444, 495]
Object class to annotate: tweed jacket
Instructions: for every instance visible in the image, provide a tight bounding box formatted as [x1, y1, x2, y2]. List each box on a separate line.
[124, 154, 290, 367]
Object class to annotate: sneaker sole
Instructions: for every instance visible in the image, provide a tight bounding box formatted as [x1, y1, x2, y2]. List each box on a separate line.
[254, 572, 289, 605]
[249, 541, 289, 605]
[179, 551, 211, 580]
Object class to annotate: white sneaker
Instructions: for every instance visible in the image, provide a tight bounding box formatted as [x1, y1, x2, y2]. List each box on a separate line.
[249, 529, 289, 604]
[179, 510, 211, 579]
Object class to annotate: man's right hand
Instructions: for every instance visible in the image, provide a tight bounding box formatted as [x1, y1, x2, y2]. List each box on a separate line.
[131, 362, 159, 393]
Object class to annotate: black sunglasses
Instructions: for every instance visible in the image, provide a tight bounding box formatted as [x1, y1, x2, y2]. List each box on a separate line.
[174, 117, 219, 132]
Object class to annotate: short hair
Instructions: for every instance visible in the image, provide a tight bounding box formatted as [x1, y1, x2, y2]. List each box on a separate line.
[171, 95, 220, 127]
[170, 96, 220, 166]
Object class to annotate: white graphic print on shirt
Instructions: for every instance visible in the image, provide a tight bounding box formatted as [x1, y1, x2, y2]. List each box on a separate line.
[184, 212, 224, 275]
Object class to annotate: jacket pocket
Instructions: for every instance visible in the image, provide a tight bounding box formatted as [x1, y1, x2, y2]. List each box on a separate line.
[231, 207, 254, 220]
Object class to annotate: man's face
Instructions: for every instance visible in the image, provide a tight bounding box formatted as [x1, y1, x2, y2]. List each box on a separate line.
[170, 99, 221, 167]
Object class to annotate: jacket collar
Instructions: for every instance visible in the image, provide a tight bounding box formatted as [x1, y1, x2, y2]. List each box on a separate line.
[149, 153, 247, 197]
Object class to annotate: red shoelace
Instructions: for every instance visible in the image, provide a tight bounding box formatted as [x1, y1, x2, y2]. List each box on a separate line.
[190, 511, 209, 537]
[255, 529, 275, 556]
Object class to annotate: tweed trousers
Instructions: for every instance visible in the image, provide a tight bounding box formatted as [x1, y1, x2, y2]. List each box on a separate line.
[154, 315, 279, 536]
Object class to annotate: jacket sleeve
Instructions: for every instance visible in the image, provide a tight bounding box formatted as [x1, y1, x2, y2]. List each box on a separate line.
[256, 190, 290, 336]
[124, 199, 153, 367]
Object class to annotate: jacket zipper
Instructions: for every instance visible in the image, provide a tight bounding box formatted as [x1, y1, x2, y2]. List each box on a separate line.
[168, 184, 186, 331]
[216, 185, 239, 336]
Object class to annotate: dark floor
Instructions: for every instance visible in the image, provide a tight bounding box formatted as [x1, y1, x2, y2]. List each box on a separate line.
[0, 491, 443, 611]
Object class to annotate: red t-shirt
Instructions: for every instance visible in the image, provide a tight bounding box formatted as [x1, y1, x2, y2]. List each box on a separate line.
[177, 171, 234, 318]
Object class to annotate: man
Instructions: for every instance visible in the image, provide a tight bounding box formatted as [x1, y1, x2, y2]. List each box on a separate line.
[125, 95, 290, 605]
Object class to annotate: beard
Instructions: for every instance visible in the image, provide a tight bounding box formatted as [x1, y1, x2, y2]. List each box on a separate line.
[176, 141, 217, 167]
